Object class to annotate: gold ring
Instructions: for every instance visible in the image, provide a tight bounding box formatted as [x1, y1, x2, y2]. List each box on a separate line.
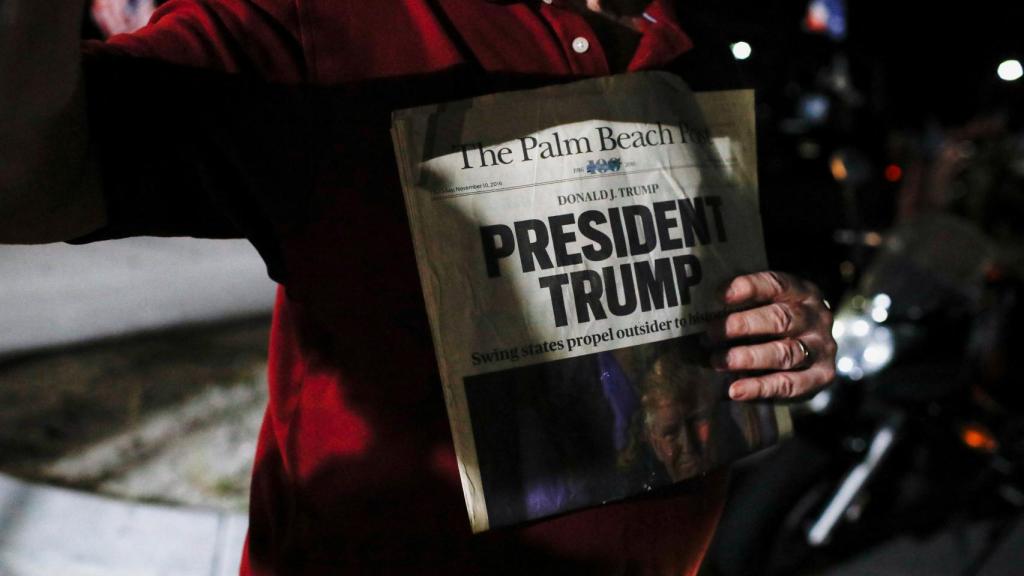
[796, 338, 812, 366]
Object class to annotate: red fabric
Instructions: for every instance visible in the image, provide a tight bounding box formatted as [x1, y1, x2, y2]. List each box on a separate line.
[94, 1, 725, 574]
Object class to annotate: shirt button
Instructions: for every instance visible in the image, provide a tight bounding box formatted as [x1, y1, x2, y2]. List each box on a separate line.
[572, 36, 590, 54]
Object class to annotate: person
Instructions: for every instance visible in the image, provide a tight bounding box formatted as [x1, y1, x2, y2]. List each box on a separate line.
[637, 377, 713, 482]
[632, 346, 737, 483]
[614, 340, 781, 485]
[0, 0, 837, 574]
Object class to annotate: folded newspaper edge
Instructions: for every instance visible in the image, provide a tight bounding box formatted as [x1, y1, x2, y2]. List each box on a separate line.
[392, 71, 791, 533]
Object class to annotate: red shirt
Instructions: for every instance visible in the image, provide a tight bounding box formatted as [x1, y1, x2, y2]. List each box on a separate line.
[83, 1, 728, 573]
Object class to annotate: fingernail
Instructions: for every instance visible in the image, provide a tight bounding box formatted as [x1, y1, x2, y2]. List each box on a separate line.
[729, 383, 746, 400]
[721, 284, 737, 302]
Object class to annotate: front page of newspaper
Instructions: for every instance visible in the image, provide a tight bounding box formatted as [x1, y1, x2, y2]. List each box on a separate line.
[392, 71, 790, 532]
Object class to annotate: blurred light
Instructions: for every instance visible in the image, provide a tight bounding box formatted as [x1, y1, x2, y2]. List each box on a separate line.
[804, 0, 847, 40]
[997, 60, 1023, 82]
[837, 356, 855, 374]
[984, 262, 1006, 283]
[830, 156, 848, 182]
[864, 232, 883, 247]
[872, 293, 892, 310]
[798, 140, 822, 159]
[799, 94, 830, 124]
[961, 423, 998, 453]
[884, 164, 903, 182]
[731, 41, 752, 60]
[807, 389, 834, 413]
[863, 343, 893, 367]
[871, 307, 889, 323]
[832, 320, 847, 339]
[805, 3, 828, 33]
[840, 260, 856, 280]
[851, 319, 871, 337]
[835, 313, 895, 379]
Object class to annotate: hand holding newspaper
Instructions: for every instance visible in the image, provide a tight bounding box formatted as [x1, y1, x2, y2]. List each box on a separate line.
[391, 71, 790, 532]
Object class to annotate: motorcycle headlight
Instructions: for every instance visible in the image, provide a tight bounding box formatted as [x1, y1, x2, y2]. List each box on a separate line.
[831, 295, 895, 380]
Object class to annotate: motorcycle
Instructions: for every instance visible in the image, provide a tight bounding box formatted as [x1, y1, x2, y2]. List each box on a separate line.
[707, 214, 1024, 576]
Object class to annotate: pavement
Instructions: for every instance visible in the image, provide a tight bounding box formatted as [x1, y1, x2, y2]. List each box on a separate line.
[0, 237, 274, 575]
[0, 238, 277, 356]
[0, 472, 248, 576]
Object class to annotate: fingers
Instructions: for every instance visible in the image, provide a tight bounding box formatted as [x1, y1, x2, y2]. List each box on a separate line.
[723, 271, 820, 306]
[709, 272, 833, 342]
[715, 334, 838, 399]
[712, 301, 815, 340]
[728, 363, 836, 401]
[712, 338, 811, 371]
[710, 271, 837, 401]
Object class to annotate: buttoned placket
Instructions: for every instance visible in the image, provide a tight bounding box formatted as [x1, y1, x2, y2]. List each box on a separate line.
[533, 0, 691, 76]
[536, 1, 611, 76]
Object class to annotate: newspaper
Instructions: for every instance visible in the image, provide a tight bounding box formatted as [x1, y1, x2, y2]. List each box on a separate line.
[391, 71, 791, 532]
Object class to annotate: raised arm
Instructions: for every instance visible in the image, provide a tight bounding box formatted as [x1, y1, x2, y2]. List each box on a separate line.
[0, 0, 106, 243]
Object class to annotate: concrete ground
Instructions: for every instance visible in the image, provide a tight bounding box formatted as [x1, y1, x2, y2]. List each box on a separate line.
[0, 238, 275, 575]
[0, 318, 270, 576]
[0, 473, 249, 576]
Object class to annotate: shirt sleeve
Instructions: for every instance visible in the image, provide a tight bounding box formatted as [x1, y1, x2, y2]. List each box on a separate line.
[70, 0, 313, 283]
